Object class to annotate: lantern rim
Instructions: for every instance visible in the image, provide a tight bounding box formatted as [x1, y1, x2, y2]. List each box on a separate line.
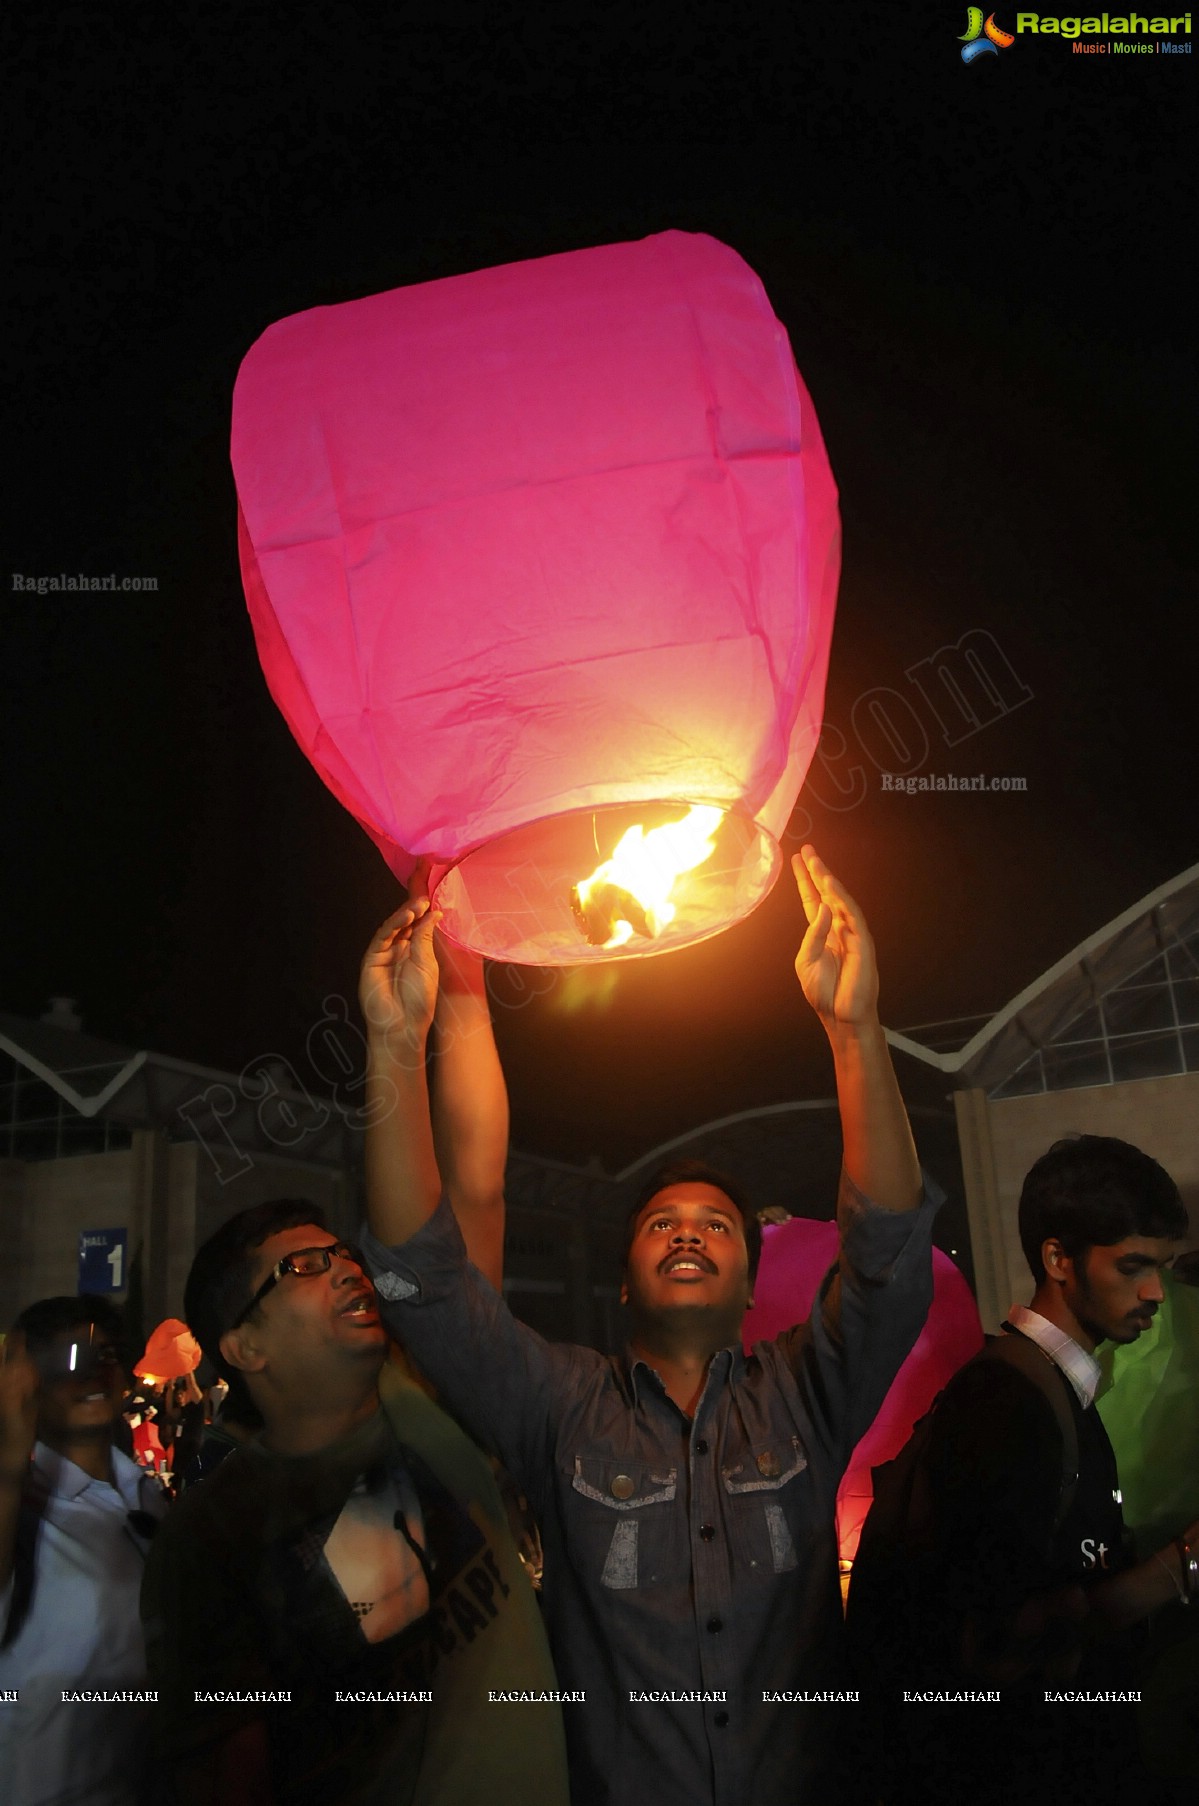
[428, 796, 783, 968]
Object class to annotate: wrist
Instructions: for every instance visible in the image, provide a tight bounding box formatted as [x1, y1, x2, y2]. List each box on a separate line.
[822, 1013, 884, 1052]
[366, 1021, 431, 1067]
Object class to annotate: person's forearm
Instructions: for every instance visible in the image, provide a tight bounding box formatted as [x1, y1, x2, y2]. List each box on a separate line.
[827, 1017, 922, 1213]
[429, 950, 508, 1289]
[364, 1028, 443, 1247]
[0, 1471, 23, 1593]
[1084, 1543, 1190, 1632]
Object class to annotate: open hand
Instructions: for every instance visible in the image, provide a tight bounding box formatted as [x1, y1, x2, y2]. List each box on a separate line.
[359, 897, 441, 1053]
[792, 845, 879, 1027]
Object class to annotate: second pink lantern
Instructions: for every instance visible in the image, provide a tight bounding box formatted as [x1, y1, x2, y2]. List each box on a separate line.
[233, 230, 840, 964]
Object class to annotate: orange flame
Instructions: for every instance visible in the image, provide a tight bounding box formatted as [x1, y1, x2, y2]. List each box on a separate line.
[570, 805, 724, 949]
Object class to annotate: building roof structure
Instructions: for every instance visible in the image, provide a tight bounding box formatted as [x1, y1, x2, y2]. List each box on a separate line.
[886, 863, 1199, 1099]
[0, 1009, 347, 1170]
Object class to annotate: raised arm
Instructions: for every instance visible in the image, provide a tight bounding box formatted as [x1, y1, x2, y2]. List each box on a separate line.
[793, 845, 921, 1214]
[360, 906, 582, 1508]
[428, 934, 508, 1291]
[360, 899, 443, 1249]
[0, 1333, 39, 1602]
[361, 900, 510, 1287]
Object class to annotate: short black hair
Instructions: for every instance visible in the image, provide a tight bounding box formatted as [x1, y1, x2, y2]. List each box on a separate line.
[1018, 1135, 1187, 1282]
[13, 1294, 128, 1360]
[185, 1199, 328, 1382]
[623, 1158, 762, 1282]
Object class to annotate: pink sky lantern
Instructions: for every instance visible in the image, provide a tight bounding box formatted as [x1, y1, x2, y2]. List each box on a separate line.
[743, 1218, 984, 1567]
[232, 231, 839, 964]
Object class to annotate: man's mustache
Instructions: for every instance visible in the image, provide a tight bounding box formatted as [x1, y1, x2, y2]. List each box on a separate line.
[658, 1250, 718, 1276]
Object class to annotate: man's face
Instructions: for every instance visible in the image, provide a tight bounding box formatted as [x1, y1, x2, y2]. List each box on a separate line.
[231, 1225, 387, 1385]
[1062, 1236, 1175, 1346]
[35, 1326, 125, 1446]
[621, 1183, 751, 1327]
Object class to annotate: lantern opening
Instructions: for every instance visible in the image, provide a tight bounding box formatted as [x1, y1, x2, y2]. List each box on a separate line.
[570, 805, 724, 949]
[432, 799, 779, 966]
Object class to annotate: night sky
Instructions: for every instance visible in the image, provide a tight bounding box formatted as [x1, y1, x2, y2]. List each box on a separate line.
[5, 7, 1195, 1171]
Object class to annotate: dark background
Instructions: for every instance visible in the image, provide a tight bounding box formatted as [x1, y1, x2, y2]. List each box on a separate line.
[4, 4, 1195, 1173]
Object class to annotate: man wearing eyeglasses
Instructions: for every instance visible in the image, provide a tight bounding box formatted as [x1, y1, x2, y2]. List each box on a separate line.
[141, 945, 569, 1806]
[1, 1295, 165, 1806]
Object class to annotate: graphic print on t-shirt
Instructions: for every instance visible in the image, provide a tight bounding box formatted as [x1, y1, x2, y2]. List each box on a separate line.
[322, 1466, 431, 1643]
[253, 1432, 498, 1686]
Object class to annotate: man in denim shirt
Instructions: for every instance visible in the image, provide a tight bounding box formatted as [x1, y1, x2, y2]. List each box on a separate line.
[359, 845, 938, 1806]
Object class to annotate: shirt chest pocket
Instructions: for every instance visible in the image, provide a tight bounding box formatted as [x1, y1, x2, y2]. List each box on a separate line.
[569, 1456, 678, 1591]
[720, 1436, 808, 1574]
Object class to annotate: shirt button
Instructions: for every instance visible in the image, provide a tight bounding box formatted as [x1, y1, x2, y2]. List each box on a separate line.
[610, 1475, 635, 1501]
[699, 1524, 715, 1541]
[707, 1617, 722, 1633]
[714, 1711, 729, 1728]
[694, 1439, 709, 1455]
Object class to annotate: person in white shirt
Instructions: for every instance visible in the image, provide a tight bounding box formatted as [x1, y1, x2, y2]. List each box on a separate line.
[0, 1295, 165, 1806]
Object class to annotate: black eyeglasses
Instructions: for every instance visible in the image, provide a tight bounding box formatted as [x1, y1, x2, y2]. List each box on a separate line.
[230, 1241, 367, 1330]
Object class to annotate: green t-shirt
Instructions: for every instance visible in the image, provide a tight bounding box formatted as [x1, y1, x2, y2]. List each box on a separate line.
[1097, 1270, 1199, 1556]
[142, 1363, 569, 1805]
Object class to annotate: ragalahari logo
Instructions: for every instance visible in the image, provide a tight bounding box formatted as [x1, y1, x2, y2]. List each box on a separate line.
[960, 8, 1016, 59]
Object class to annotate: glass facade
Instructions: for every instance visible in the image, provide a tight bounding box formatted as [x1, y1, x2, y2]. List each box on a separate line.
[990, 931, 1199, 1099]
[0, 1055, 134, 1160]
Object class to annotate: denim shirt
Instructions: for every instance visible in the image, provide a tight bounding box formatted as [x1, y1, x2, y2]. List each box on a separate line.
[365, 1175, 938, 1806]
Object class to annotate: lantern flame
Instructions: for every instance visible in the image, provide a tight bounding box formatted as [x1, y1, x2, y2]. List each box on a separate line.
[570, 806, 724, 949]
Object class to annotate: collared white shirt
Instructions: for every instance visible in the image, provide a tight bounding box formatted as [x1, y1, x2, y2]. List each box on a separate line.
[1006, 1304, 1102, 1408]
[0, 1441, 166, 1806]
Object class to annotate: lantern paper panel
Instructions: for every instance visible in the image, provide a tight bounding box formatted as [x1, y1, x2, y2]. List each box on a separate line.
[233, 230, 839, 964]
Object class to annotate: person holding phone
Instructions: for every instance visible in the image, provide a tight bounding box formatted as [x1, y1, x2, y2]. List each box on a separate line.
[0, 1294, 165, 1806]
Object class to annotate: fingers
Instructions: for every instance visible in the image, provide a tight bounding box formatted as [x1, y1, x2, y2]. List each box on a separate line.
[795, 846, 868, 938]
[366, 895, 434, 955]
[0, 1332, 39, 1442]
[796, 900, 833, 970]
[0, 1331, 35, 1382]
[409, 906, 442, 960]
[405, 857, 433, 911]
[791, 848, 822, 925]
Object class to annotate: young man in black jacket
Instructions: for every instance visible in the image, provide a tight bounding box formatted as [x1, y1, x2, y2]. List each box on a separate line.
[849, 1134, 1199, 1805]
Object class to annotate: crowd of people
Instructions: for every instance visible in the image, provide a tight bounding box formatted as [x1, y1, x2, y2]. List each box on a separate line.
[1, 848, 1195, 1805]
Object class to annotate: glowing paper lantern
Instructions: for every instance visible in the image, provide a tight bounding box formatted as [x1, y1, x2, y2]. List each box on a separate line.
[134, 1318, 202, 1384]
[743, 1219, 984, 1565]
[233, 231, 839, 963]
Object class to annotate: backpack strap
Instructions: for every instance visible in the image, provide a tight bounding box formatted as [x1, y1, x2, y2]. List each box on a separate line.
[980, 1328, 1080, 1531]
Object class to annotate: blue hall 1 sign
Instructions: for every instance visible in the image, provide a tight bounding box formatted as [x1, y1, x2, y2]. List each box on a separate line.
[78, 1228, 128, 1294]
